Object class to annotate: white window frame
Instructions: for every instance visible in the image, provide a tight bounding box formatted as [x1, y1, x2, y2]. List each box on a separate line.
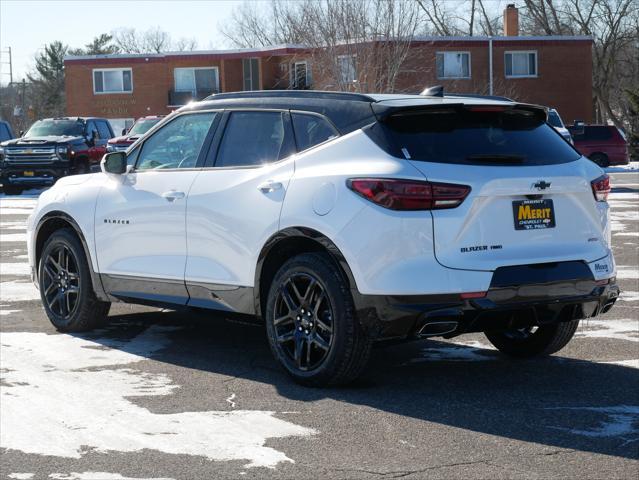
[92, 68, 133, 95]
[504, 51, 538, 78]
[337, 54, 357, 84]
[173, 66, 220, 95]
[436, 51, 471, 80]
[290, 60, 311, 89]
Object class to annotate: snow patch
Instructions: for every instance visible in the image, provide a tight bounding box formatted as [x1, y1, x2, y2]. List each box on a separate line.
[0, 281, 40, 302]
[8, 474, 35, 480]
[49, 473, 174, 480]
[409, 340, 497, 363]
[0, 233, 27, 243]
[0, 262, 31, 277]
[602, 359, 639, 369]
[577, 319, 639, 342]
[605, 161, 639, 173]
[545, 405, 639, 442]
[0, 327, 315, 468]
[619, 291, 639, 303]
[616, 268, 639, 280]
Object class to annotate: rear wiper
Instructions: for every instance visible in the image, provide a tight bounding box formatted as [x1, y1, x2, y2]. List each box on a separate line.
[466, 154, 526, 163]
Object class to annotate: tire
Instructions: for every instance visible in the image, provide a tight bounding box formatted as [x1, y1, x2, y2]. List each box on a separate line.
[589, 153, 609, 168]
[265, 252, 372, 387]
[2, 185, 22, 195]
[38, 228, 111, 332]
[484, 320, 580, 358]
[73, 159, 89, 175]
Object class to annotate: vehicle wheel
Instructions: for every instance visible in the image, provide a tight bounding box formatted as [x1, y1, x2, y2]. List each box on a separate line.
[589, 153, 609, 168]
[39, 228, 111, 332]
[265, 252, 372, 387]
[73, 160, 89, 175]
[484, 320, 579, 358]
[2, 185, 22, 195]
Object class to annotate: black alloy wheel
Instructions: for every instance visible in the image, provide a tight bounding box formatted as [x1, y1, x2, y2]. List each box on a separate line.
[41, 244, 81, 319]
[39, 228, 111, 332]
[272, 272, 334, 371]
[265, 252, 372, 387]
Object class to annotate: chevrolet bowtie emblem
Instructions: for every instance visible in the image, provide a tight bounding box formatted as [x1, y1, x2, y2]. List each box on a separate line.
[25, 149, 32, 154]
[533, 180, 552, 190]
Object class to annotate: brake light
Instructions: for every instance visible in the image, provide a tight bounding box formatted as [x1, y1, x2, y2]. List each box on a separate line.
[460, 291, 487, 299]
[346, 178, 470, 211]
[591, 174, 610, 202]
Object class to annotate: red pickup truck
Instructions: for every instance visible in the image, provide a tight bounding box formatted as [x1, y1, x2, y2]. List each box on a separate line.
[106, 116, 164, 152]
[568, 124, 629, 167]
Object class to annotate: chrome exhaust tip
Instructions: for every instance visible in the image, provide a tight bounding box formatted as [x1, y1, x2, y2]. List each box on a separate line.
[418, 321, 458, 338]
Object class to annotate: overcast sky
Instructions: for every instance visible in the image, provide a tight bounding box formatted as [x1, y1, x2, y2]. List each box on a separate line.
[0, 0, 245, 84]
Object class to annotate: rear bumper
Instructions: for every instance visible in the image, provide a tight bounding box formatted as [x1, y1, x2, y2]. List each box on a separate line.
[354, 261, 619, 340]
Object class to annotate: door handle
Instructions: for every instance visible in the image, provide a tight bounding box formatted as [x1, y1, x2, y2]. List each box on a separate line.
[162, 190, 185, 202]
[257, 180, 283, 193]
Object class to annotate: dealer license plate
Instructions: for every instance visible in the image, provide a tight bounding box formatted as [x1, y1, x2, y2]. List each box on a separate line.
[512, 199, 556, 230]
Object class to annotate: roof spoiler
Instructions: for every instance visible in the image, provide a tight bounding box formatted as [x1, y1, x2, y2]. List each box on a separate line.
[373, 102, 548, 122]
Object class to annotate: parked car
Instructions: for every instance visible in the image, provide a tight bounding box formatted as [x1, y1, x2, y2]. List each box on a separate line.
[0, 120, 15, 142]
[28, 91, 619, 386]
[106, 116, 164, 152]
[567, 123, 629, 167]
[0, 117, 114, 195]
[547, 108, 573, 144]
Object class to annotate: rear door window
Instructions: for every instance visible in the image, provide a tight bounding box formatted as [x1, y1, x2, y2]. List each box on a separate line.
[215, 111, 295, 167]
[97, 121, 112, 139]
[373, 107, 580, 166]
[584, 126, 612, 141]
[291, 112, 339, 152]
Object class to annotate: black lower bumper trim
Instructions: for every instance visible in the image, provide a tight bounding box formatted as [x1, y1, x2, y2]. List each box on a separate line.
[353, 278, 619, 340]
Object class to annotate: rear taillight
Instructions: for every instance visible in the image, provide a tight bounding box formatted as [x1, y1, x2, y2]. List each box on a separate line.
[346, 178, 470, 211]
[591, 174, 610, 202]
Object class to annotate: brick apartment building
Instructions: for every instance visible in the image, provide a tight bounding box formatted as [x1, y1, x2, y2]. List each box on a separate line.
[64, 5, 593, 134]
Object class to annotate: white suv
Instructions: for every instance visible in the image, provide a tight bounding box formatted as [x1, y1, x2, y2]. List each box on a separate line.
[28, 91, 619, 386]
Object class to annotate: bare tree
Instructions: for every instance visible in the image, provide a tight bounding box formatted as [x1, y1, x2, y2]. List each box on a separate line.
[111, 27, 198, 54]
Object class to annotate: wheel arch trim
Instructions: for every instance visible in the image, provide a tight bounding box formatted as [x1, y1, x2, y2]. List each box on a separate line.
[34, 211, 109, 301]
[254, 226, 358, 319]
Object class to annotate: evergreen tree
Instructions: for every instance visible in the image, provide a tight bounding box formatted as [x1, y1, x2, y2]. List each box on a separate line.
[27, 41, 67, 118]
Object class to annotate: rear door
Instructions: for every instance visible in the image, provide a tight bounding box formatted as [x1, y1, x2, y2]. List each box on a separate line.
[383, 105, 609, 271]
[184, 110, 296, 311]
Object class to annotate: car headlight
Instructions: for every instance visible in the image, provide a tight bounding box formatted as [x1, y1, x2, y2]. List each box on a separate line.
[56, 145, 69, 159]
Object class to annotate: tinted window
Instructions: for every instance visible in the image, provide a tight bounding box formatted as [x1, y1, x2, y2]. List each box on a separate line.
[128, 118, 160, 136]
[292, 113, 338, 151]
[136, 112, 216, 171]
[0, 123, 10, 141]
[584, 126, 612, 141]
[96, 121, 112, 139]
[25, 119, 84, 137]
[86, 121, 98, 138]
[547, 111, 563, 128]
[375, 107, 580, 166]
[216, 111, 293, 167]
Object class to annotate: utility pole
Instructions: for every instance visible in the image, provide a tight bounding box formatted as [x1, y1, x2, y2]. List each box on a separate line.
[0, 46, 12, 85]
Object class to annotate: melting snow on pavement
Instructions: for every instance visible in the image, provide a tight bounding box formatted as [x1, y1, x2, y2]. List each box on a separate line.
[545, 405, 639, 444]
[0, 326, 315, 468]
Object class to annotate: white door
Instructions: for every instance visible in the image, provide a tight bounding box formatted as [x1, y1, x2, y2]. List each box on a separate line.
[95, 111, 218, 303]
[185, 110, 296, 311]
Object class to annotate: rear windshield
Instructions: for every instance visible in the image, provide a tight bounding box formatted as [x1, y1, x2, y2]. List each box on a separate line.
[370, 107, 581, 166]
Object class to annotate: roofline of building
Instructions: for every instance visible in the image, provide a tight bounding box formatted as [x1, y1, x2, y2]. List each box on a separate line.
[64, 35, 593, 62]
[64, 44, 308, 62]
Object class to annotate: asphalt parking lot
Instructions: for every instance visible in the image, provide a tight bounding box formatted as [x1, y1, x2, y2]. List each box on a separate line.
[1, 171, 637, 480]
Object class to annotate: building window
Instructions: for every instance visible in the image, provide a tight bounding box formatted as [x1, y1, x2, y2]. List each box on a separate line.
[174, 67, 219, 96]
[243, 58, 260, 90]
[505, 51, 537, 78]
[436, 52, 471, 79]
[93, 68, 132, 94]
[337, 55, 357, 84]
[291, 61, 311, 89]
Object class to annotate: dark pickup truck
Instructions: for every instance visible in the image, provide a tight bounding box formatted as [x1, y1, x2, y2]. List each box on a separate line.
[0, 117, 114, 195]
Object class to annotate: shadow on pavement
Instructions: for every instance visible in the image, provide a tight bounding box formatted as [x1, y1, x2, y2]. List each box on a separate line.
[76, 308, 639, 461]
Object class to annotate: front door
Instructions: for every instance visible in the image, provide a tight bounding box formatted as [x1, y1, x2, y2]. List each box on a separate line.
[95, 111, 218, 305]
[185, 110, 296, 312]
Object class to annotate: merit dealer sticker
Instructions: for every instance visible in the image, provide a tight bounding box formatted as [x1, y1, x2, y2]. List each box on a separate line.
[512, 199, 556, 230]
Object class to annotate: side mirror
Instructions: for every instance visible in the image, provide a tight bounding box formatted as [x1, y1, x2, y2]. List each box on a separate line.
[101, 151, 127, 174]
[121, 128, 127, 136]
[572, 120, 585, 136]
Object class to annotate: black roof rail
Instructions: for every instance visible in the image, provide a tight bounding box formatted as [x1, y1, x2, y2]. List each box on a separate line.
[205, 90, 376, 103]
